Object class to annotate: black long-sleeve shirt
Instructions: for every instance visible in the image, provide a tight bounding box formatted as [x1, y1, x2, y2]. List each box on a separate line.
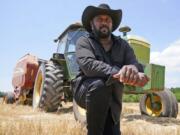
[75, 33, 143, 85]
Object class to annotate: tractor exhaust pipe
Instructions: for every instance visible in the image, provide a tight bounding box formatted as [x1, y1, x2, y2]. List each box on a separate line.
[119, 26, 131, 37]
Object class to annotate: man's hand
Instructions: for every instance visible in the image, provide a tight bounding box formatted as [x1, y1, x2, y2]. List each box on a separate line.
[113, 65, 149, 87]
[113, 65, 139, 83]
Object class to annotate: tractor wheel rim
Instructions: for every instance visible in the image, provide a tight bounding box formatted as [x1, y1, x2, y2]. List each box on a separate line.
[145, 94, 162, 116]
[34, 71, 43, 108]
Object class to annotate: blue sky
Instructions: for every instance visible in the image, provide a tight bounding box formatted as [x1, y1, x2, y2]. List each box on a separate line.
[0, 0, 180, 91]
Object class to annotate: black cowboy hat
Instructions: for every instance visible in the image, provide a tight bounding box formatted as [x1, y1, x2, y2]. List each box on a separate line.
[82, 4, 122, 32]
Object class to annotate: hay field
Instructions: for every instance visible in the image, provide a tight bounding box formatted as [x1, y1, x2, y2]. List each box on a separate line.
[0, 102, 180, 135]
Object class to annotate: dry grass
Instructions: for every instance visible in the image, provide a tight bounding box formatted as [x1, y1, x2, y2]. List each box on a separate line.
[0, 103, 86, 135]
[0, 102, 180, 135]
[121, 103, 180, 135]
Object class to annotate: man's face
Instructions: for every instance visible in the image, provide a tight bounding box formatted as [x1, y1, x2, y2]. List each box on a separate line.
[91, 15, 113, 39]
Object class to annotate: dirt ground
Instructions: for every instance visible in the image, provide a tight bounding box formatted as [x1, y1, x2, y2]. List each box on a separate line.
[0, 101, 180, 135]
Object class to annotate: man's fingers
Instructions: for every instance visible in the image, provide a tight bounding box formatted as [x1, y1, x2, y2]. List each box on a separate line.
[119, 74, 124, 82]
[113, 73, 120, 79]
[144, 75, 150, 82]
[129, 70, 139, 83]
[123, 68, 132, 83]
[114, 66, 149, 86]
[119, 66, 127, 82]
[137, 74, 149, 87]
[124, 66, 137, 83]
[125, 68, 132, 78]
[142, 75, 149, 86]
[126, 73, 150, 87]
[130, 74, 139, 85]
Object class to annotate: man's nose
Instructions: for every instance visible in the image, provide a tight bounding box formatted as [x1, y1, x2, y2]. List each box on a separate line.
[100, 20, 108, 25]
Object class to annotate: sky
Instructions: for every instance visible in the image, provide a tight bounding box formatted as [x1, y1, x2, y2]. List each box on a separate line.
[0, 0, 180, 91]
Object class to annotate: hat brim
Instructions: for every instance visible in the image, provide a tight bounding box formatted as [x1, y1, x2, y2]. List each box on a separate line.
[82, 6, 122, 32]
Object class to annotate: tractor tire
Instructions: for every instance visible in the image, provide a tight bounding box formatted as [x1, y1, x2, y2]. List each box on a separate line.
[33, 61, 64, 112]
[139, 89, 177, 117]
[73, 99, 86, 124]
[139, 94, 148, 115]
[165, 89, 178, 118]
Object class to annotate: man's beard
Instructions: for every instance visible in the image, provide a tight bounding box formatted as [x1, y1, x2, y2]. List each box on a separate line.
[92, 23, 111, 39]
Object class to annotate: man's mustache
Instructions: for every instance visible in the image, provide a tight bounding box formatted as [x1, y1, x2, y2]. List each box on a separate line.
[100, 25, 109, 30]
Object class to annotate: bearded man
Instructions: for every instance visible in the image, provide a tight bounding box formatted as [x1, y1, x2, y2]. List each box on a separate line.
[73, 3, 149, 135]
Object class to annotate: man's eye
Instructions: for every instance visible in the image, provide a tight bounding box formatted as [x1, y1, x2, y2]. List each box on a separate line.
[97, 18, 102, 22]
[106, 19, 112, 23]
[96, 17, 112, 23]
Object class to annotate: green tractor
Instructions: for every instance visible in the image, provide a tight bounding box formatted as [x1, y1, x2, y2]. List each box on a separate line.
[23, 23, 178, 120]
[119, 26, 178, 118]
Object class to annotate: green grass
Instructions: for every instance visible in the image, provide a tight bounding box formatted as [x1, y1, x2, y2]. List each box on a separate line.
[123, 94, 142, 102]
[171, 88, 180, 102]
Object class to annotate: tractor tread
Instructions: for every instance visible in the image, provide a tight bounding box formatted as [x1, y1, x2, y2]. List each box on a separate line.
[33, 61, 64, 112]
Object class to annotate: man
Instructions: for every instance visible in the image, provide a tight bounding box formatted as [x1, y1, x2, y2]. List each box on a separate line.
[73, 3, 149, 135]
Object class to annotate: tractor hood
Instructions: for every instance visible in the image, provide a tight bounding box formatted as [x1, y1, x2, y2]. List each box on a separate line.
[126, 35, 150, 65]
